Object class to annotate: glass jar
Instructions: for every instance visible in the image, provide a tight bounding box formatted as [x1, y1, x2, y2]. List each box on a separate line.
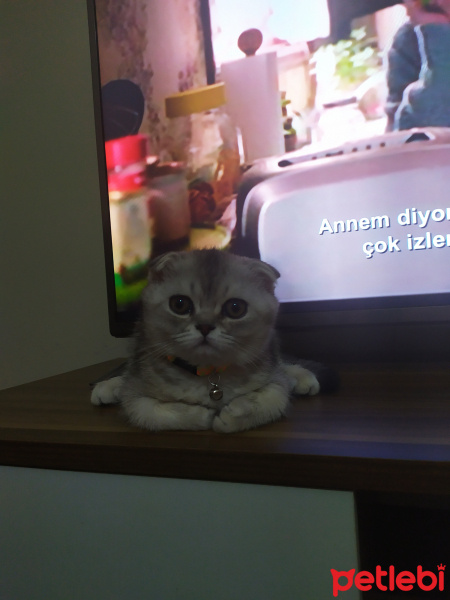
[165, 83, 241, 227]
[105, 134, 153, 308]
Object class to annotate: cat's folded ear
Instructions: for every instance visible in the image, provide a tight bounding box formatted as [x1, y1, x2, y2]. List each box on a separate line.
[148, 252, 181, 282]
[249, 259, 280, 293]
[147, 251, 280, 292]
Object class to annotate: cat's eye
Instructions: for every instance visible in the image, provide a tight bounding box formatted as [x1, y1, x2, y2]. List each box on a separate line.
[169, 295, 194, 316]
[222, 298, 248, 319]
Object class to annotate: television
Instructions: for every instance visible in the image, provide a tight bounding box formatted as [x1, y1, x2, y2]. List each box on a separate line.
[86, 0, 450, 363]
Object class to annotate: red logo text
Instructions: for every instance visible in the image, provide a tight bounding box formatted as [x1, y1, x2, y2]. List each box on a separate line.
[331, 564, 445, 597]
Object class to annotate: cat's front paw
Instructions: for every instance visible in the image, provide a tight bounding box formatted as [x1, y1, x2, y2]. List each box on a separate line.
[212, 410, 244, 434]
[123, 396, 216, 431]
[213, 384, 289, 433]
[91, 376, 123, 406]
[283, 365, 320, 396]
[212, 397, 254, 433]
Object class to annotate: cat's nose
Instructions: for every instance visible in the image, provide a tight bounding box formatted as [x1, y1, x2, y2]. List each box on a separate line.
[196, 323, 216, 337]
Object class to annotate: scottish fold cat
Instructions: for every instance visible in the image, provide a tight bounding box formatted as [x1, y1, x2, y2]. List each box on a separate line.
[91, 249, 336, 433]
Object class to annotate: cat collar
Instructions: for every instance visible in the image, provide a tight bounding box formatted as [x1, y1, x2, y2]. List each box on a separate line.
[167, 355, 227, 377]
[167, 356, 227, 400]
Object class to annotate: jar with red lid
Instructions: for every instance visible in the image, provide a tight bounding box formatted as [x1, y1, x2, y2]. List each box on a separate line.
[105, 134, 153, 308]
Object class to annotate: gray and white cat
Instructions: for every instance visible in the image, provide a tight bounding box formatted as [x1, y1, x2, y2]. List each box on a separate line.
[91, 249, 333, 433]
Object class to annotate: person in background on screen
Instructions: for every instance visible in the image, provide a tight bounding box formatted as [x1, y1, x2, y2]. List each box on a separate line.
[385, 0, 450, 130]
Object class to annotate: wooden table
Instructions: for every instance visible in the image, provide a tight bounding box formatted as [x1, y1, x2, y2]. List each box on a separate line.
[1, 359, 449, 495]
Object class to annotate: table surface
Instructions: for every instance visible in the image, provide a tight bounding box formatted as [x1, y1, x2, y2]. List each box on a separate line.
[1, 359, 449, 494]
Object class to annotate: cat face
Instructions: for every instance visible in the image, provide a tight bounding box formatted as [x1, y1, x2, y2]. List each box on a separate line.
[140, 250, 280, 366]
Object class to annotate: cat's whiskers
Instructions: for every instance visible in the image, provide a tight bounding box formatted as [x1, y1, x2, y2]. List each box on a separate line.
[225, 338, 263, 368]
[167, 325, 265, 368]
[136, 339, 174, 362]
[171, 330, 201, 349]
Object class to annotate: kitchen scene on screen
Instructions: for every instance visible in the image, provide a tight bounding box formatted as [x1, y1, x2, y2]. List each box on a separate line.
[95, 0, 450, 310]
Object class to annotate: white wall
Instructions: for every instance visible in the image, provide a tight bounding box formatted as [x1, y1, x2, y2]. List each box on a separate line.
[0, 466, 359, 600]
[1, 1, 127, 390]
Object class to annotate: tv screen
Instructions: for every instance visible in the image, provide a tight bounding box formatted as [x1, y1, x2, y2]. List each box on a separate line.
[86, 0, 450, 361]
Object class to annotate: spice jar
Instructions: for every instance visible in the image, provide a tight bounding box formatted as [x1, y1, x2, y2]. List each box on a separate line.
[105, 134, 153, 308]
[165, 83, 241, 226]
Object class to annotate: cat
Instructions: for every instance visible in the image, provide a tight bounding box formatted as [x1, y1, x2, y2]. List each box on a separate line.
[91, 249, 336, 433]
